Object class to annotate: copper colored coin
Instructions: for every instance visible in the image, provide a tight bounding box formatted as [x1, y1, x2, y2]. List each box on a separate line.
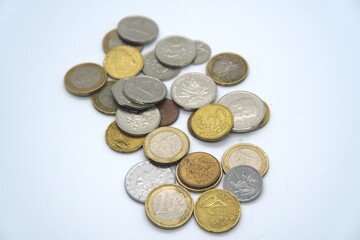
[156, 99, 180, 126]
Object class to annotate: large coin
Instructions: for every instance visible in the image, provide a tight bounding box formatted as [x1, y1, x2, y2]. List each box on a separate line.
[142, 50, 181, 80]
[91, 80, 118, 115]
[117, 16, 158, 45]
[102, 29, 143, 54]
[192, 40, 211, 65]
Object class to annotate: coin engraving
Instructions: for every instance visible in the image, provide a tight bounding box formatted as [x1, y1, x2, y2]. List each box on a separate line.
[149, 132, 182, 158]
[116, 108, 160, 135]
[152, 189, 187, 220]
[228, 148, 261, 170]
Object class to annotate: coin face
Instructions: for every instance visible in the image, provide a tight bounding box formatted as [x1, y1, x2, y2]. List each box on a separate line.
[125, 161, 176, 203]
[194, 189, 241, 233]
[142, 51, 181, 80]
[206, 52, 248, 86]
[145, 184, 193, 229]
[102, 29, 143, 54]
[156, 99, 180, 126]
[221, 143, 269, 176]
[117, 16, 158, 45]
[103, 46, 143, 79]
[64, 63, 107, 96]
[91, 80, 118, 115]
[192, 40, 211, 65]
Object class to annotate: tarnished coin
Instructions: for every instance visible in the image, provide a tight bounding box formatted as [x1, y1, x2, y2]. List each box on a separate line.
[190, 104, 233, 141]
[142, 51, 181, 80]
[91, 80, 118, 115]
[117, 16, 158, 45]
[155, 36, 196, 67]
[156, 98, 180, 126]
[115, 107, 160, 136]
[218, 91, 265, 133]
[103, 46, 143, 79]
[223, 165, 263, 202]
[192, 40, 211, 65]
[64, 63, 107, 96]
[257, 100, 270, 130]
[105, 121, 145, 153]
[206, 52, 248, 86]
[194, 189, 241, 233]
[143, 127, 189, 165]
[145, 184, 193, 229]
[125, 161, 176, 203]
[102, 29, 143, 54]
[171, 72, 217, 111]
[221, 143, 269, 176]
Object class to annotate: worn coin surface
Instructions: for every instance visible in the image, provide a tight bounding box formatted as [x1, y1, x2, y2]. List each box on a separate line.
[125, 161, 176, 203]
[91, 80, 118, 115]
[102, 29, 143, 54]
[142, 51, 181, 80]
[145, 184, 193, 229]
[192, 40, 211, 65]
[156, 98, 180, 126]
[117, 16, 158, 45]
[206, 52, 248, 86]
[194, 189, 241, 233]
[64, 63, 107, 96]
[171, 72, 217, 111]
[223, 165, 263, 202]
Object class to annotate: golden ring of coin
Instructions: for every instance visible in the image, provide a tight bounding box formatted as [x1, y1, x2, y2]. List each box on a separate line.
[91, 80, 117, 115]
[257, 100, 270, 130]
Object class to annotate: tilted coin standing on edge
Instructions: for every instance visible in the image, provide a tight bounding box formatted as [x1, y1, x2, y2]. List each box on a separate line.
[192, 40, 211, 65]
[156, 98, 180, 127]
[102, 29, 143, 54]
[91, 80, 118, 115]
[142, 50, 181, 80]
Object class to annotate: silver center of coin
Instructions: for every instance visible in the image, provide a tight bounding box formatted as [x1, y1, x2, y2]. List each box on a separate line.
[70, 66, 101, 88]
[228, 149, 262, 171]
[149, 132, 183, 158]
[151, 189, 187, 220]
[97, 82, 118, 109]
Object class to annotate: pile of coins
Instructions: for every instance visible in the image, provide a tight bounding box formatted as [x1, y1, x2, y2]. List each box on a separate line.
[64, 15, 270, 233]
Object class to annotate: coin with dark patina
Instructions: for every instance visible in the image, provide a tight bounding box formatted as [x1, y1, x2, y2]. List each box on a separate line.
[156, 98, 180, 126]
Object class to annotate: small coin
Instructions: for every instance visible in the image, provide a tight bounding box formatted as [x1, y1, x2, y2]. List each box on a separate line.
[194, 189, 241, 233]
[125, 161, 176, 203]
[142, 50, 181, 80]
[221, 143, 269, 176]
[64, 63, 107, 96]
[91, 80, 118, 115]
[117, 16, 158, 45]
[171, 72, 217, 111]
[143, 126, 189, 164]
[206, 52, 248, 86]
[190, 104, 233, 141]
[105, 121, 145, 153]
[145, 184, 193, 229]
[103, 46, 143, 79]
[257, 100, 270, 130]
[156, 98, 180, 126]
[223, 165, 263, 202]
[102, 29, 143, 54]
[192, 40, 211, 65]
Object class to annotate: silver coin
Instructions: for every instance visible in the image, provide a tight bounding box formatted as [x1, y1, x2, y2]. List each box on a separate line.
[155, 36, 197, 67]
[102, 29, 143, 54]
[123, 76, 167, 105]
[142, 50, 181, 80]
[91, 80, 118, 114]
[192, 40, 211, 65]
[115, 107, 161, 136]
[125, 161, 176, 203]
[218, 91, 265, 133]
[171, 72, 217, 111]
[223, 165, 263, 202]
[117, 16, 158, 45]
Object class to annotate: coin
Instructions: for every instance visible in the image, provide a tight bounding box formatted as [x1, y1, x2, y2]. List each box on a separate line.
[145, 184, 193, 229]
[143, 127, 189, 164]
[125, 161, 176, 203]
[192, 40, 211, 65]
[194, 189, 241, 233]
[105, 121, 145, 153]
[142, 50, 181, 80]
[221, 143, 269, 176]
[190, 104, 233, 141]
[103, 46, 143, 79]
[91, 80, 118, 115]
[171, 72, 217, 111]
[155, 36, 197, 67]
[156, 98, 179, 126]
[64, 63, 107, 96]
[206, 52, 248, 86]
[218, 91, 265, 133]
[223, 165, 263, 202]
[102, 29, 143, 54]
[257, 100, 270, 129]
[117, 16, 158, 45]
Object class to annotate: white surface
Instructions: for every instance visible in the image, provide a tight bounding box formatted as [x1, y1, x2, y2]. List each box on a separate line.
[1, 0, 360, 239]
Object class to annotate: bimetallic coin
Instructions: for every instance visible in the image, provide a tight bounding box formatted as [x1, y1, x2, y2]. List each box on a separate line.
[105, 121, 145, 153]
[125, 161, 176, 203]
[64, 63, 107, 96]
[91, 80, 118, 115]
[223, 165, 263, 202]
[145, 184, 193, 229]
[117, 16, 158, 45]
[192, 40, 211, 65]
[194, 189, 241, 233]
[221, 143, 269, 176]
[257, 100, 270, 130]
[206, 52, 248, 86]
[156, 99, 180, 126]
[171, 72, 217, 111]
[142, 51, 181, 80]
[102, 29, 143, 54]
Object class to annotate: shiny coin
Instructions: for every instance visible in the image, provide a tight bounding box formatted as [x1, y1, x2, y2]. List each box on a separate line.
[142, 50, 181, 80]
[206, 52, 248, 86]
[91, 80, 118, 115]
[221, 143, 269, 176]
[102, 29, 143, 54]
[223, 165, 263, 202]
[218, 91, 265, 133]
[171, 72, 217, 111]
[194, 189, 241, 233]
[192, 40, 211, 65]
[145, 184, 193, 229]
[64, 63, 107, 96]
[257, 100, 270, 129]
[105, 121, 145, 153]
[156, 98, 180, 126]
[125, 161, 176, 203]
[103, 46, 143, 79]
[143, 127, 189, 165]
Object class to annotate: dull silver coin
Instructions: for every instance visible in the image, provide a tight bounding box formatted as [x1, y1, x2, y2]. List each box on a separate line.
[117, 16, 158, 45]
[102, 29, 143, 53]
[91, 80, 118, 115]
[192, 40, 211, 65]
[142, 50, 181, 80]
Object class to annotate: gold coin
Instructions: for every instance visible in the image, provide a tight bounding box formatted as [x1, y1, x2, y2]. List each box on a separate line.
[91, 80, 117, 115]
[194, 189, 241, 233]
[206, 52, 248, 86]
[221, 143, 269, 176]
[105, 121, 145, 153]
[102, 29, 143, 54]
[187, 112, 196, 138]
[190, 104, 233, 141]
[145, 184, 193, 229]
[257, 100, 270, 129]
[143, 126, 190, 164]
[103, 46, 143, 79]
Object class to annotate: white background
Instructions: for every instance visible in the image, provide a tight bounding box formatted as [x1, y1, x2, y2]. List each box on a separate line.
[1, 0, 360, 239]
